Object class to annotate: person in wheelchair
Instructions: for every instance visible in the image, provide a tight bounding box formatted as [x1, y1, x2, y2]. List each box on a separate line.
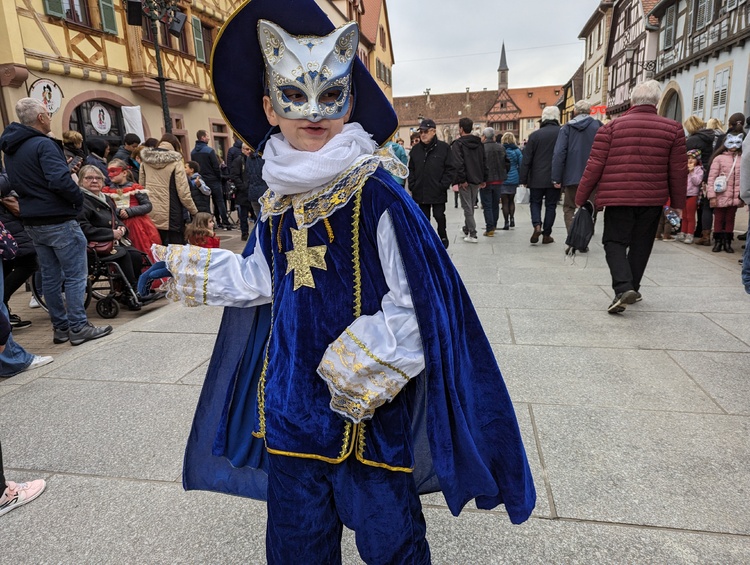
[76, 165, 155, 311]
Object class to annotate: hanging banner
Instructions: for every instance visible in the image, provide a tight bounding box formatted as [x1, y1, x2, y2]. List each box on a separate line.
[28, 79, 63, 115]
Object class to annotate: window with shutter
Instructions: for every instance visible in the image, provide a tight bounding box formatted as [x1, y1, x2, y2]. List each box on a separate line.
[711, 68, 729, 122]
[99, 0, 117, 34]
[664, 5, 676, 49]
[726, 0, 738, 10]
[192, 16, 205, 63]
[695, 0, 714, 30]
[43, 0, 65, 18]
[692, 76, 706, 119]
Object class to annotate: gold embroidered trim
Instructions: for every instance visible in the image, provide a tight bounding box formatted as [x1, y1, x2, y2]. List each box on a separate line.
[202, 248, 211, 305]
[352, 185, 363, 318]
[355, 423, 413, 473]
[266, 422, 357, 463]
[276, 214, 284, 253]
[253, 220, 275, 438]
[260, 156, 380, 228]
[323, 218, 334, 243]
[345, 329, 410, 382]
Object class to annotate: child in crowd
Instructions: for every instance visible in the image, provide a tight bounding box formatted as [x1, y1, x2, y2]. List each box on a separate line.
[707, 133, 744, 253]
[677, 149, 704, 244]
[139, 1, 534, 561]
[105, 159, 161, 257]
[185, 161, 211, 214]
[184, 212, 220, 248]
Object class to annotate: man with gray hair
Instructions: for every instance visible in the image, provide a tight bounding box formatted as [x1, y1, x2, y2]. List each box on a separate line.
[520, 105, 561, 244]
[576, 80, 687, 313]
[0, 98, 113, 344]
[551, 100, 601, 235]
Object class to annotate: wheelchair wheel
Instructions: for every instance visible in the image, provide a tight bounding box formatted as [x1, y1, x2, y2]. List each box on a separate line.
[96, 297, 119, 319]
[30, 275, 93, 312]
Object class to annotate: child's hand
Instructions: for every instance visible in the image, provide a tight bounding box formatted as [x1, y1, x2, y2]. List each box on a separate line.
[709, 197, 717, 207]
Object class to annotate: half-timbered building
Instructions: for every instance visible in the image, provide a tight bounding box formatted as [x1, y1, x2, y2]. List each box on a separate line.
[605, 0, 660, 117]
[651, 0, 750, 124]
[579, 1, 615, 121]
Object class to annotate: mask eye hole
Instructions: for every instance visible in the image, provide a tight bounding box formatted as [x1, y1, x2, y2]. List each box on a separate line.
[319, 88, 343, 105]
[281, 87, 307, 105]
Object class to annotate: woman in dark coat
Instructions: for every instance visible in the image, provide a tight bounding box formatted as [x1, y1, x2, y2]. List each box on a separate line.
[76, 165, 147, 310]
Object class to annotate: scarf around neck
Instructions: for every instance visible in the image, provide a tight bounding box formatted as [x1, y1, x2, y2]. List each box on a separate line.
[261, 122, 378, 196]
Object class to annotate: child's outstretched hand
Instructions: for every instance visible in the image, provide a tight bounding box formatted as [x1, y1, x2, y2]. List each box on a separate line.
[138, 261, 172, 297]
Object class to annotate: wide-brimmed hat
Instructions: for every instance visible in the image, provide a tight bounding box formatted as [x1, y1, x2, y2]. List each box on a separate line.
[211, 0, 397, 150]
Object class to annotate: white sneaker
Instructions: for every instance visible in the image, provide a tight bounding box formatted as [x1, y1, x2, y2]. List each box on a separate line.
[675, 233, 686, 242]
[29, 296, 41, 309]
[26, 355, 53, 371]
[684, 234, 694, 244]
[463, 235, 478, 243]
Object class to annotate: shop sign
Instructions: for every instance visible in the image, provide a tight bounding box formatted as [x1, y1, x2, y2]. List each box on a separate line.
[28, 79, 63, 115]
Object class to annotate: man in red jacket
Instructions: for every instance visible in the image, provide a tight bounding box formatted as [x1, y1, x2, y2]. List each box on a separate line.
[576, 80, 688, 314]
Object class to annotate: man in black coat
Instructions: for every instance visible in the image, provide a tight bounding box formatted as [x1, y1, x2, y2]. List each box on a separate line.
[191, 130, 232, 230]
[408, 118, 456, 248]
[520, 106, 562, 244]
[451, 117, 487, 243]
[230, 143, 253, 241]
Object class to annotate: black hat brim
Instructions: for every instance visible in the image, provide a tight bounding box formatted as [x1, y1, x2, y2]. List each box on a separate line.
[211, 0, 397, 150]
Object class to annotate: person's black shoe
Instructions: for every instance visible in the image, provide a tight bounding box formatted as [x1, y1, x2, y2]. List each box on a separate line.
[738, 232, 747, 240]
[441, 237, 449, 249]
[607, 289, 638, 314]
[241, 233, 249, 241]
[125, 296, 142, 311]
[137, 291, 165, 305]
[8, 314, 32, 329]
[69, 323, 113, 346]
[509, 217, 515, 228]
[224, 225, 234, 231]
[53, 327, 69, 344]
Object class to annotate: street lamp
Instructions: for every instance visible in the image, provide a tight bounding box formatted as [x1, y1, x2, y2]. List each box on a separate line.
[623, 43, 657, 73]
[127, 0, 186, 134]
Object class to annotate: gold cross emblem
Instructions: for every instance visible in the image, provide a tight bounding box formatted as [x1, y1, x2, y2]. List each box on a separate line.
[285, 227, 327, 290]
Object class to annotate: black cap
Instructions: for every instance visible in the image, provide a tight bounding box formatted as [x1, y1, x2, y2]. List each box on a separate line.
[419, 118, 436, 130]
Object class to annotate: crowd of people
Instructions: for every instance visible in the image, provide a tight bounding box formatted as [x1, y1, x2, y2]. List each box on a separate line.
[405, 82, 750, 306]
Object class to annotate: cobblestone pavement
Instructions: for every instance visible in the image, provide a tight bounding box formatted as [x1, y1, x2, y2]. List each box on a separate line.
[1, 203, 749, 564]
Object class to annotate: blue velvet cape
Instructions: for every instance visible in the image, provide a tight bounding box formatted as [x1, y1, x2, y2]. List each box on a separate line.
[183, 168, 536, 524]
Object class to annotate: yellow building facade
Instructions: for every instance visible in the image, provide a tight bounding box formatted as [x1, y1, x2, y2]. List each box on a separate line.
[0, 0, 393, 159]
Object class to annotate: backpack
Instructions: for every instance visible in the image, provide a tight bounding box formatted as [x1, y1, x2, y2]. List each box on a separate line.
[565, 200, 595, 256]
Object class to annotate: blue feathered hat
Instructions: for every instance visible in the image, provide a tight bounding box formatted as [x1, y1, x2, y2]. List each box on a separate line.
[211, 0, 397, 150]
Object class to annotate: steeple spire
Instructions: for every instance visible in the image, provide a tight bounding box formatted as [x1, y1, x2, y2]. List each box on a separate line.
[498, 42, 509, 91]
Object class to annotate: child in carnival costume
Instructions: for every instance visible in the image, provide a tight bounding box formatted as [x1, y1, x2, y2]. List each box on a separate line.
[139, 0, 535, 562]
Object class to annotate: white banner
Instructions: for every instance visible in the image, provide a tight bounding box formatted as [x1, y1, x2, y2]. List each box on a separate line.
[121, 106, 145, 143]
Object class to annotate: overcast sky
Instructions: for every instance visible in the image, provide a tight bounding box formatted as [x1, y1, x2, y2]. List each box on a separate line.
[387, 0, 598, 96]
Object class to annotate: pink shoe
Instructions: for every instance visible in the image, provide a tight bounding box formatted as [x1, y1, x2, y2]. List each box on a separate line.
[0, 479, 46, 517]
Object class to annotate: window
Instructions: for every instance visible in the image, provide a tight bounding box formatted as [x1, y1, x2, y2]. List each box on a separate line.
[595, 66, 601, 92]
[192, 16, 206, 63]
[587, 73, 592, 97]
[142, 18, 170, 47]
[726, 0, 739, 10]
[210, 121, 229, 161]
[695, 0, 714, 30]
[692, 75, 707, 119]
[202, 23, 215, 63]
[379, 25, 386, 49]
[43, 0, 117, 34]
[664, 5, 676, 50]
[597, 19, 603, 47]
[711, 67, 730, 122]
[62, 0, 90, 26]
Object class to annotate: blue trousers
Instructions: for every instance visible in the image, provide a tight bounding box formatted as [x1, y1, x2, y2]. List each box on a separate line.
[266, 454, 431, 565]
[480, 185, 502, 230]
[0, 262, 33, 377]
[742, 226, 750, 294]
[24, 220, 89, 332]
[529, 187, 560, 236]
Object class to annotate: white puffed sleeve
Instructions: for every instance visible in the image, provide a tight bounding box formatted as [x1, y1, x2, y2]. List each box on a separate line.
[152, 238, 272, 308]
[317, 210, 425, 423]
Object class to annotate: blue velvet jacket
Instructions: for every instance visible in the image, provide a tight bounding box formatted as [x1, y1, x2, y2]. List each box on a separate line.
[183, 166, 536, 524]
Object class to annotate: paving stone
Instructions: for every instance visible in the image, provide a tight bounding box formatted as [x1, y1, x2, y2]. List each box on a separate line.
[0, 379, 200, 481]
[494, 345, 720, 413]
[44, 332, 215, 383]
[466, 282, 610, 310]
[704, 312, 750, 346]
[626, 285, 750, 313]
[474, 307, 513, 344]
[0, 384, 20, 397]
[180, 360, 210, 386]
[137, 303, 224, 334]
[509, 309, 750, 352]
[533, 405, 750, 534]
[668, 350, 750, 415]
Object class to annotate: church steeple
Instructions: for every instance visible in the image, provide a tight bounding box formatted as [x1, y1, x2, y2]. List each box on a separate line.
[498, 42, 508, 91]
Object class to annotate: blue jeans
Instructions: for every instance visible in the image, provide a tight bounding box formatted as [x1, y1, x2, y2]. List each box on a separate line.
[529, 187, 560, 236]
[207, 181, 230, 226]
[480, 185, 502, 230]
[25, 220, 89, 332]
[0, 262, 34, 376]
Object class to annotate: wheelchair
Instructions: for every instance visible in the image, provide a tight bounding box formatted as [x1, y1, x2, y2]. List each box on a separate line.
[30, 247, 153, 319]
